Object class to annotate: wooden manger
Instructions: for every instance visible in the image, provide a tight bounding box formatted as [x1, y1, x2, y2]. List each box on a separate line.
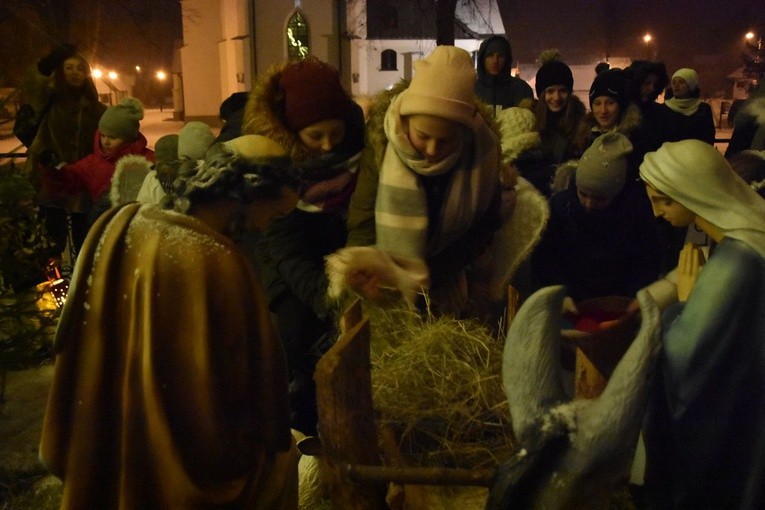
[313, 289, 641, 508]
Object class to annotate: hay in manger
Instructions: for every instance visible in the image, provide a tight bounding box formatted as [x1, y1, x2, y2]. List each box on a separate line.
[365, 303, 516, 470]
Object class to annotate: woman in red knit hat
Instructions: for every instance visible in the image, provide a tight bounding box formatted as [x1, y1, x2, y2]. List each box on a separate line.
[241, 56, 365, 436]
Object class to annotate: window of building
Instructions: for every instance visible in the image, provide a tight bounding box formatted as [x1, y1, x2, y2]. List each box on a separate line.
[286, 10, 309, 61]
[381, 49, 397, 71]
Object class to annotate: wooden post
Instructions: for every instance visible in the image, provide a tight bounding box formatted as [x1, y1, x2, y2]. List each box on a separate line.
[314, 299, 387, 509]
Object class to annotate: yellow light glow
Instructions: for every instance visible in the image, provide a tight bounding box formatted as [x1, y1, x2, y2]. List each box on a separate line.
[746, 31, 755, 40]
[92, 68, 103, 78]
[108, 71, 118, 80]
[156, 70, 167, 81]
[643, 33, 652, 43]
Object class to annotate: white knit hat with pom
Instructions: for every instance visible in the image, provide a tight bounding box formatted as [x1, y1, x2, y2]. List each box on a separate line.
[497, 107, 541, 163]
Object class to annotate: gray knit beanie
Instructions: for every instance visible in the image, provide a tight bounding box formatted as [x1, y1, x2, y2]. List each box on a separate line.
[99, 97, 144, 140]
[577, 132, 633, 198]
[154, 134, 179, 166]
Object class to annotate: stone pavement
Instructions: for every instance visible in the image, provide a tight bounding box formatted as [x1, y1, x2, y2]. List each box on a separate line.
[0, 365, 54, 473]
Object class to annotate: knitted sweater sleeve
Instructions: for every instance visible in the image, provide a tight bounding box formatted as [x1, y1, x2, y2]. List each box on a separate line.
[345, 146, 380, 247]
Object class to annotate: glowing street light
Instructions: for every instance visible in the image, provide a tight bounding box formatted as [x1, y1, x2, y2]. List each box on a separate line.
[156, 70, 167, 81]
[108, 71, 118, 80]
[746, 31, 755, 41]
[135, 65, 142, 72]
[92, 68, 103, 79]
[642, 33, 657, 59]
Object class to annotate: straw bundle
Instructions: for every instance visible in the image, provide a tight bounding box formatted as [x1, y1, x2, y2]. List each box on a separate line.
[366, 304, 516, 469]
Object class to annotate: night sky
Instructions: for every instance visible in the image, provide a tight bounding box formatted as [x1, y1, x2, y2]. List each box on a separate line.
[502, 0, 763, 94]
[2, 0, 762, 97]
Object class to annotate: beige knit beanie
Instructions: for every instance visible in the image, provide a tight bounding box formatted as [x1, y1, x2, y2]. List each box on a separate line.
[399, 46, 478, 126]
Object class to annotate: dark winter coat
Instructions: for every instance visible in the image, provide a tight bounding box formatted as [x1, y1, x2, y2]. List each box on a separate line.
[22, 61, 107, 210]
[241, 60, 363, 319]
[662, 101, 716, 145]
[574, 104, 642, 155]
[726, 97, 765, 157]
[624, 60, 671, 166]
[240, 61, 364, 434]
[631, 100, 669, 168]
[531, 183, 661, 301]
[474, 35, 534, 116]
[518, 96, 586, 195]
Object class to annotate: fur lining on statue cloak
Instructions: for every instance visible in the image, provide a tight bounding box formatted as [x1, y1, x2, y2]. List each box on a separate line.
[40, 203, 295, 509]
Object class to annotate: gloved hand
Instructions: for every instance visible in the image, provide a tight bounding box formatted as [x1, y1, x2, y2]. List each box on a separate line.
[38, 149, 60, 168]
[38, 43, 77, 76]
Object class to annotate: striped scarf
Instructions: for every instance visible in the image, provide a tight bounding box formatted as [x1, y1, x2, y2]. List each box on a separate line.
[375, 94, 500, 262]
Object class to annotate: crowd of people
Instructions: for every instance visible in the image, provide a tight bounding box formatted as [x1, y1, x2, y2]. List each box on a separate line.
[15, 37, 765, 508]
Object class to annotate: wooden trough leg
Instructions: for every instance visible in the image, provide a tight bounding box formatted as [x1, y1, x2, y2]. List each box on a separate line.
[314, 299, 388, 509]
[574, 349, 608, 399]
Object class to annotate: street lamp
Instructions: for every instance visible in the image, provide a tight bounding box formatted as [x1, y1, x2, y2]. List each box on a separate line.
[92, 68, 103, 79]
[642, 32, 657, 60]
[108, 71, 118, 80]
[155, 70, 169, 111]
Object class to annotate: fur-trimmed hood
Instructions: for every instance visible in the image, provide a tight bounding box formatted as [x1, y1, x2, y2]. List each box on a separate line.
[241, 60, 365, 163]
[625, 60, 668, 104]
[110, 154, 152, 206]
[575, 102, 642, 150]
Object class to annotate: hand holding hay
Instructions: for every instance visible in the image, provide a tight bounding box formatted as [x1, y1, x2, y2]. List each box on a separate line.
[325, 246, 429, 308]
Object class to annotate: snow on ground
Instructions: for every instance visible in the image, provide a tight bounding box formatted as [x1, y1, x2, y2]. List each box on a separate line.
[0, 108, 196, 164]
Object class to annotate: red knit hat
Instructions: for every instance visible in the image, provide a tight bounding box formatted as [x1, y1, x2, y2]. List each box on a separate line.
[279, 56, 352, 132]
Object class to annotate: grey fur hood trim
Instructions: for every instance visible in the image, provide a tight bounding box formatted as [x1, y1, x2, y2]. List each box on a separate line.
[580, 102, 643, 137]
[743, 97, 765, 126]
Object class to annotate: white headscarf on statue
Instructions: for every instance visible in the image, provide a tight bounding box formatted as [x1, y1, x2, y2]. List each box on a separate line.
[640, 139, 765, 258]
